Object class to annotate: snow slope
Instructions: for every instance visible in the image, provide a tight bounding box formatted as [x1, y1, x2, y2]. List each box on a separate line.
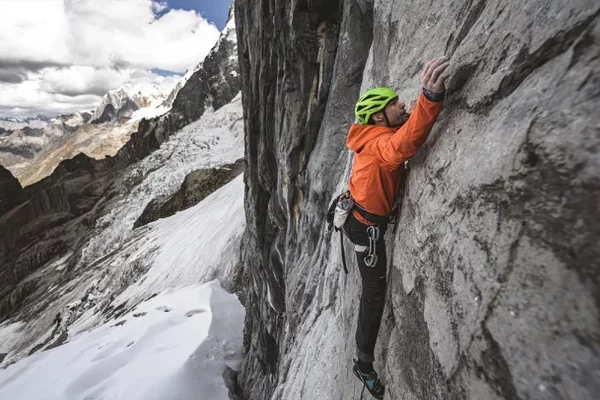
[79, 93, 244, 269]
[0, 281, 244, 400]
[0, 173, 246, 400]
[115, 175, 245, 307]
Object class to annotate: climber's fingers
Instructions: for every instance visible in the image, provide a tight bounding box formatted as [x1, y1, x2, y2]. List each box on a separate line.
[422, 57, 449, 93]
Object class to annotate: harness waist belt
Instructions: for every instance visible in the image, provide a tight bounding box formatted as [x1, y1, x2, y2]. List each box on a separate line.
[353, 203, 389, 225]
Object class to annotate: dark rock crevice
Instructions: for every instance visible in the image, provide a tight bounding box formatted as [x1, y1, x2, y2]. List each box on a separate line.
[445, 0, 488, 57]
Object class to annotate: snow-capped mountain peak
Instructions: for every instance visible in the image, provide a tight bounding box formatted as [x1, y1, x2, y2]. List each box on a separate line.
[90, 84, 171, 124]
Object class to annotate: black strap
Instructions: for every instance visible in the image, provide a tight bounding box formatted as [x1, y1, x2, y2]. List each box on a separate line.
[326, 196, 337, 231]
[340, 230, 348, 274]
[422, 87, 445, 102]
[353, 203, 389, 226]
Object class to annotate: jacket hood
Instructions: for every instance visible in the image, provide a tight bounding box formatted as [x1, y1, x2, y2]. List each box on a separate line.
[346, 123, 394, 153]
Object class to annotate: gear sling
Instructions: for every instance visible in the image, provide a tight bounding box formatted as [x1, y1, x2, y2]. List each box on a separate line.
[326, 190, 391, 273]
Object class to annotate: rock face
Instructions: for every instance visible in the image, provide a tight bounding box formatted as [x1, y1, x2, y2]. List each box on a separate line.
[0, 166, 23, 215]
[235, 1, 599, 400]
[172, 8, 239, 124]
[91, 100, 138, 124]
[133, 158, 245, 228]
[0, 9, 240, 323]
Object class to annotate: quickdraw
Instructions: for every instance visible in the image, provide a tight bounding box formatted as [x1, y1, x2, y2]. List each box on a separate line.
[364, 225, 380, 267]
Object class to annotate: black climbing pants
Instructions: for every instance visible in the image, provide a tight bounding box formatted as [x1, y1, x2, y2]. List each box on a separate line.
[344, 213, 387, 363]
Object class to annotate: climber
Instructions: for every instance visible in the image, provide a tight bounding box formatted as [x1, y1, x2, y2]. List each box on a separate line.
[345, 56, 450, 399]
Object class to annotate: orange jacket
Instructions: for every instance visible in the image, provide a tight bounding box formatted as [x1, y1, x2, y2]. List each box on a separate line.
[347, 93, 443, 224]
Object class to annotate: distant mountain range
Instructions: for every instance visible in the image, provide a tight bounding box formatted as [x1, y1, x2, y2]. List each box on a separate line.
[0, 115, 52, 123]
[0, 82, 176, 185]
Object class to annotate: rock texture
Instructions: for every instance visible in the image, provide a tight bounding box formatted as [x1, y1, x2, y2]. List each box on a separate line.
[0, 9, 240, 325]
[235, 1, 599, 399]
[91, 100, 138, 124]
[0, 166, 23, 216]
[133, 158, 245, 228]
[172, 11, 239, 124]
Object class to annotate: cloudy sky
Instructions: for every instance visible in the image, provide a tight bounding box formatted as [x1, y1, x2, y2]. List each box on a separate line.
[0, 0, 232, 118]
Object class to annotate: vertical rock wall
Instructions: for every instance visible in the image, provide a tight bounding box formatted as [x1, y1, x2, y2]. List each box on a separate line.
[236, 0, 599, 399]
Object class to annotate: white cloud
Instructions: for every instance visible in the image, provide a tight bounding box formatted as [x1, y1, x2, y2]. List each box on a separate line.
[0, 0, 220, 72]
[0, 0, 70, 66]
[0, 0, 223, 117]
[0, 67, 181, 117]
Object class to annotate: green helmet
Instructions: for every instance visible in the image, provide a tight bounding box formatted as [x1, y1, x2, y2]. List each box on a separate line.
[354, 87, 398, 124]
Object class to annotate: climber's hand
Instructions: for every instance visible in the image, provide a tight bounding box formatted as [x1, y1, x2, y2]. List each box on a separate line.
[422, 57, 450, 94]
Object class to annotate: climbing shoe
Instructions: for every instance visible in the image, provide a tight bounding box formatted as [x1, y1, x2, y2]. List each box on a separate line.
[352, 358, 385, 399]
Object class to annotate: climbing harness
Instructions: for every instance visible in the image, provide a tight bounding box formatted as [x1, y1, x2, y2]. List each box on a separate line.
[327, 191, 388, 273]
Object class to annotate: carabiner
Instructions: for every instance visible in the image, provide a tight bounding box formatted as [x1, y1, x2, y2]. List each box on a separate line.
[364, 254, 378, 267]
[364, 226, 380, 267]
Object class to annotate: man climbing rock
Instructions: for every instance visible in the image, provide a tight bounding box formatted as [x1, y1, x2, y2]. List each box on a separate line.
[345, 57, 450, 399]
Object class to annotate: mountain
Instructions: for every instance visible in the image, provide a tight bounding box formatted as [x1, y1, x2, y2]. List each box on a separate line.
[0, 78, 176, 184]
[161, 64, 202, 110]
[0, 17, 239, 186]
[0, 59, 234, 187]
[159, 12, 237, 113]
[0, 115, 52, 131]
[0, 166, 23, 215]
[0, 111, 93, 178]
[0, 115, 52, 123]
[0, 93, 245, 369]
[0, 92, 244, 369]
[0, 84, 172, 186]
[90, 85, 170, 124]
[0, 2, 241, 378]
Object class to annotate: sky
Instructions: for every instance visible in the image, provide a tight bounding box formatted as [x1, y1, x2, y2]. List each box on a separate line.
[0, 0, 233, 118]
[158, 0, 231, 30]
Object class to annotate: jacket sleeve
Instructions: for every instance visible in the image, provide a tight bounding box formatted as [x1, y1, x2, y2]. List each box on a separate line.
[369, 93, 443, 169]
